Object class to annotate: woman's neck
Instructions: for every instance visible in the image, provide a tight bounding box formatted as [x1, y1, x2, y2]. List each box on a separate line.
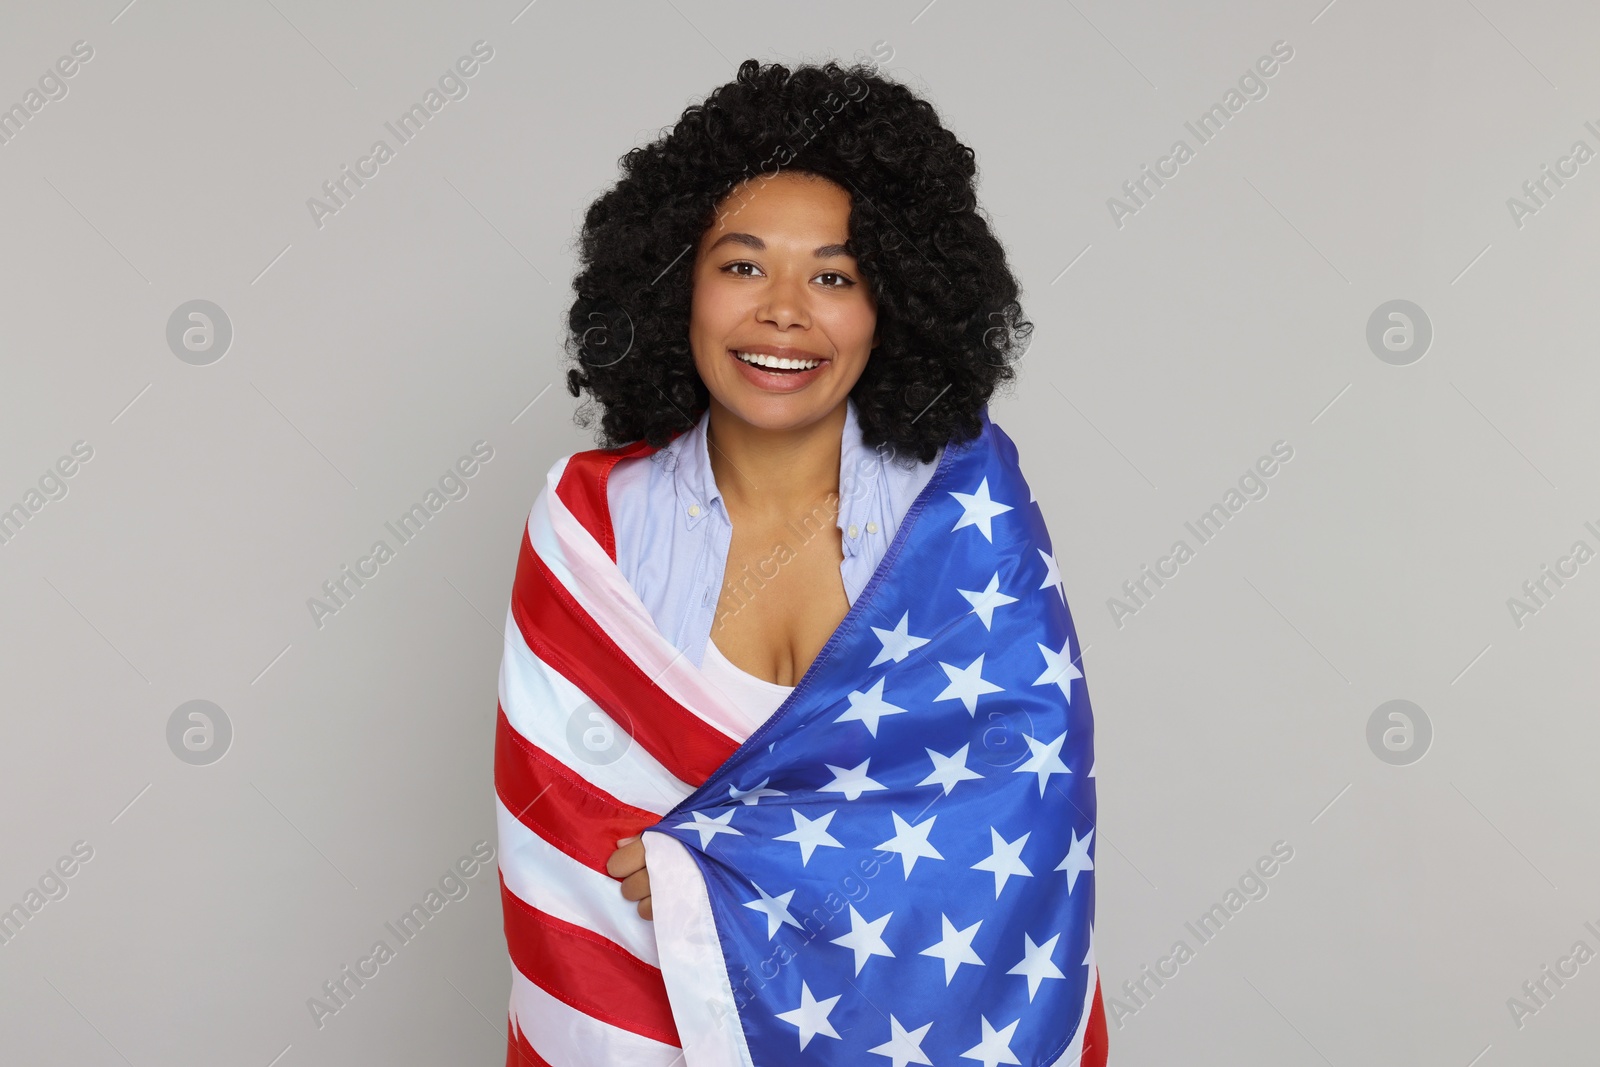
[705, 399, 846, 521]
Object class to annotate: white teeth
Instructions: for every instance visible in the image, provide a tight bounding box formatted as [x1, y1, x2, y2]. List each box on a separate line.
[735, 350, 821, 371]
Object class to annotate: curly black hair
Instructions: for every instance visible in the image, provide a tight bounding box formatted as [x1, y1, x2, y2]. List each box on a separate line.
[563, 57, 1031, 464]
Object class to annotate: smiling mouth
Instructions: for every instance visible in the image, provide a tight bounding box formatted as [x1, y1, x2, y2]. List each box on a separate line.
[730, 348, 827, 374]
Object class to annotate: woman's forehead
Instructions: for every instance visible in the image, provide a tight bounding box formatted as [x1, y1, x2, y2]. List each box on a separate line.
[702, 176, 853, 249]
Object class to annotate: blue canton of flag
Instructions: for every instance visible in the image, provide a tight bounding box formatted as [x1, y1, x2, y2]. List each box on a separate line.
[647, 410, 1105, 1066]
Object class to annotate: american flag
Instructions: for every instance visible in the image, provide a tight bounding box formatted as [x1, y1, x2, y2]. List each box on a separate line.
[495, 407, 1106, 1066]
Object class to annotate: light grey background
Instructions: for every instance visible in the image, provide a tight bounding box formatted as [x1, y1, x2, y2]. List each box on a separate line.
[2, 0, 1596, 1064]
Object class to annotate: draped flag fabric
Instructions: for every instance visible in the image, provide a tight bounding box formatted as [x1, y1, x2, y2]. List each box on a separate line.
[494, 406, 1107, 1066]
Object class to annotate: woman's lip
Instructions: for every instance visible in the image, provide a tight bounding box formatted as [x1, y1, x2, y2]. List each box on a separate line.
[727, 347, 829, 392]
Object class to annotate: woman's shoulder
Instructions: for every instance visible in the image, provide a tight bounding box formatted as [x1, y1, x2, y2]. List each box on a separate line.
[537, 437, 662, 490]
[521, 439, 665, 546]
[604, 441, 667, 510]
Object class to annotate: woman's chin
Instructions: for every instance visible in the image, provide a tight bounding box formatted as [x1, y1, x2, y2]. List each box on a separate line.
[712, 391, 844, 434]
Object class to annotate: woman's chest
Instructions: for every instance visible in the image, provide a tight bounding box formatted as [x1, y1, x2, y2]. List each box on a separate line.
[710, 519, 849, 686]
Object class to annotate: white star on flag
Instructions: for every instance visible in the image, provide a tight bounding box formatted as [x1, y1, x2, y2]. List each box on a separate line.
[935, 654, 1004, 716]
[728, 776, 786, 805]
[835, 677, 910, 737]
[672, 809, 742, 849]
[919, 913, 984, 984]
[1037, 548, 1066, 604]
[743, 882, 803, 939]
[774, 980, 842, 1051]
[830, 904, 896, 975]
[960, 1015, 1022, 1067]
[949, 477, 1013, 542]
[971, 827, 1032, 897]
[1006, 932, 1066, 1001]
[773, 808, 844, 865]
[1013, 730, 1071, 796]
[820, 758, 887, 801]
[958, 573, 1019, 630]
[1055, 827, 1094, 892]
[867, 1014, 934, 1066]
[870, 611, 931, 666]
[874, 812, 943, 877]
[1032, 638, 1083, 702]
[918, 743, 984, 795]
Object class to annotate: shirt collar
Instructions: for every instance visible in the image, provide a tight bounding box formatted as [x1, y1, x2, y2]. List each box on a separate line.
[835, 398, 886, 559]
[671, 408, 722, 530]
[669, 396, 888, 554]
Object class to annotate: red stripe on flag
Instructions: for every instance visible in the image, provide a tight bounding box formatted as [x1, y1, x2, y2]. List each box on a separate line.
[494, 704, 659, 873]
[553, 439, 658, 562]
[510, 531, 738, 786]
[1081, 974, 1109, 1066]
[499, 872, 682, 1048]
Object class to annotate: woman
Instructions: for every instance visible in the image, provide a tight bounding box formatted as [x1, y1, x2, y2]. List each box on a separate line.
[495, 58, 1105, 1066]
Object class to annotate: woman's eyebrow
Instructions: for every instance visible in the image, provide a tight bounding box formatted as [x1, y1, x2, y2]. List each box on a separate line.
[705, 232, 853, 258]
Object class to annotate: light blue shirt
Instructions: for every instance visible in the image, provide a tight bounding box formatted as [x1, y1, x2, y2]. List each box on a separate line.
[608, 397, 941, 669]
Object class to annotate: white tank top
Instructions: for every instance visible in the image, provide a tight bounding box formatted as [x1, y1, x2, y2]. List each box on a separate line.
[701, 637, 795, 737]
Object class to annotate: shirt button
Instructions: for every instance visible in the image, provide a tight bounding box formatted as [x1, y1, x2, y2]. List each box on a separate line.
[848, 523, 859, 539]
[687, 504, 701, 518]
[866, 522, 879, 534]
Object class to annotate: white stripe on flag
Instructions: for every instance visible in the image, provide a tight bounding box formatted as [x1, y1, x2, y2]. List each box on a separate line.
[499, 604, 693, 814]
[496, 795, 660, 967]
[643, 829, 755, 1067]
[531, 466, 758, 742]
[509, 966, 683, 1067]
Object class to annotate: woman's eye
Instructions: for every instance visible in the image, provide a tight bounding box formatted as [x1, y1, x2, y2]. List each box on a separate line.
[720, 262, 854, 287]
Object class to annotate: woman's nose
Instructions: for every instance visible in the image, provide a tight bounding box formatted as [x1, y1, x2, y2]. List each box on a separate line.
[756, 272, 811, 329]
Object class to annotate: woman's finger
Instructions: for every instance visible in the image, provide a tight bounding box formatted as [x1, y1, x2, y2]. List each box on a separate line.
[620, 868, 651, 902]
[605, 837, 645, 878]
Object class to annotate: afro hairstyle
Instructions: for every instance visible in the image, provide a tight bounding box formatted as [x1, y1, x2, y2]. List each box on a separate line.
[563, 57, 1031, 464]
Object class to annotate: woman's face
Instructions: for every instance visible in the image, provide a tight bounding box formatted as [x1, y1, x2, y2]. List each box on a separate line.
[689, 172, 877, 434]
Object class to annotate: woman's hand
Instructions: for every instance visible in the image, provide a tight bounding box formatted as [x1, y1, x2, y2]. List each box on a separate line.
[605, 835, 652, 921]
